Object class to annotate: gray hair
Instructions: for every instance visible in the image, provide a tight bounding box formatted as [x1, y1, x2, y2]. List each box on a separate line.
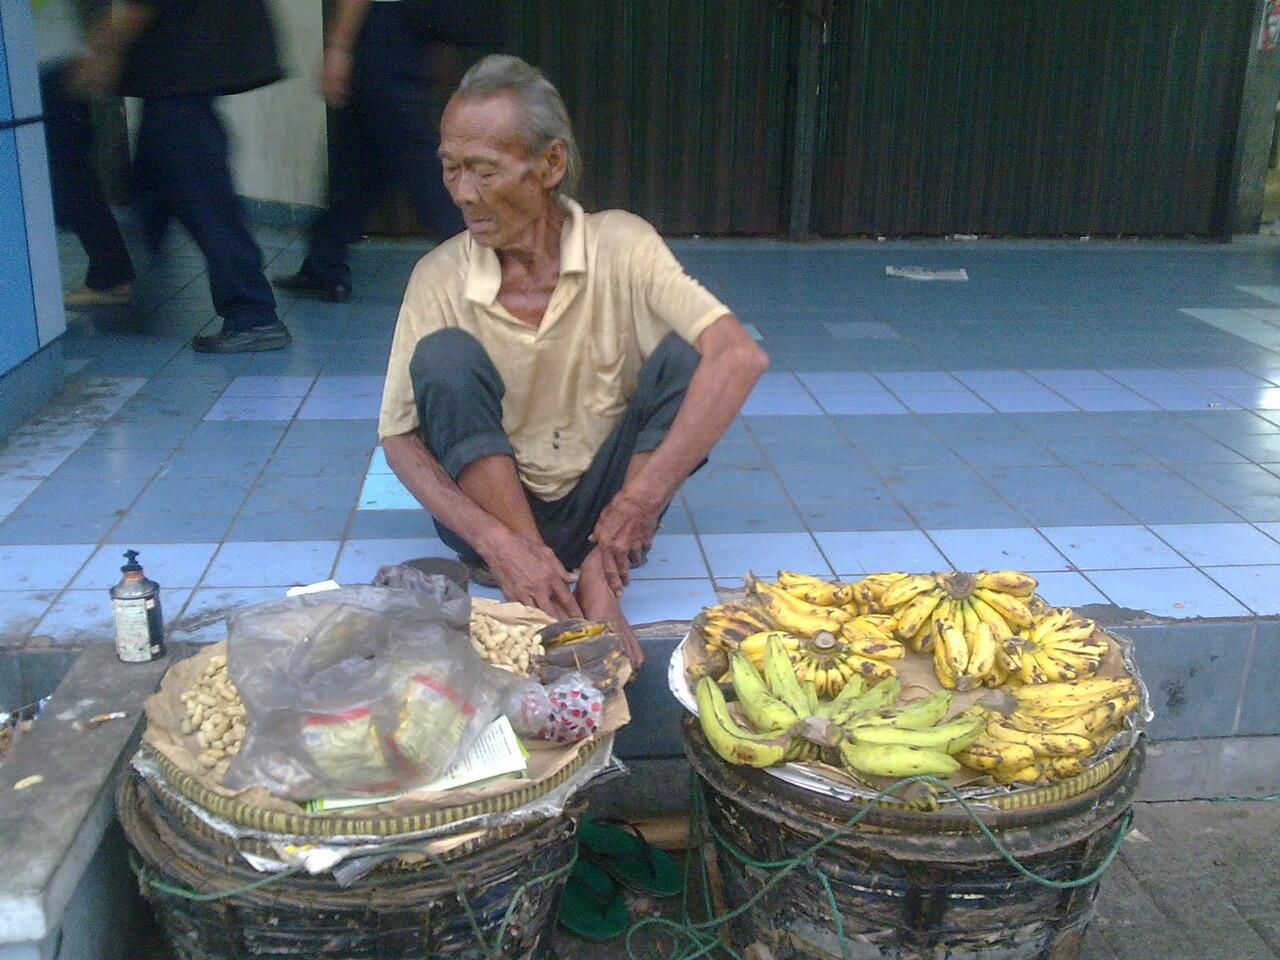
[455, 54, 582, 196]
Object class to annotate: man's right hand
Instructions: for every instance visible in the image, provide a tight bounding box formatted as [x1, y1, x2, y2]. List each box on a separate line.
[320, 47, 354, 106]
[481, 529, 582, 620]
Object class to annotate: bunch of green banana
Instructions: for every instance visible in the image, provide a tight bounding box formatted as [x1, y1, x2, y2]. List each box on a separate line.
[836, 694, 984, 780]
[695, 678, 789, 767]
[1004, 608, 1110, 683]
[882, 570, 1038, 659]
[956, 676, 1140, 784]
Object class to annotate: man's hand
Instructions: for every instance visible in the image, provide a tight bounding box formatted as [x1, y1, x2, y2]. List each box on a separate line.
[319, 46, 354, 106]
[481, 529, 583, 620]
[589, 489, 663, 596]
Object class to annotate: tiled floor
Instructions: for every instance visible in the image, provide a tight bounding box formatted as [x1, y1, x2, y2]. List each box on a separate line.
[10, 230, 1280, 646]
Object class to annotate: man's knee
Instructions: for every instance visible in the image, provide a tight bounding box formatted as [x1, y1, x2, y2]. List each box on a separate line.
[646, 333, 700, 389]
[409, 328, 500, 399]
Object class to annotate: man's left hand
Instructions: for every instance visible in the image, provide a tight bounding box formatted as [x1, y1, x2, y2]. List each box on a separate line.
[589, 490, 663, 596]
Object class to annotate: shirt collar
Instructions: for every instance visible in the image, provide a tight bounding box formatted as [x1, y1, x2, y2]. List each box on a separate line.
[463, 196, 587, 306]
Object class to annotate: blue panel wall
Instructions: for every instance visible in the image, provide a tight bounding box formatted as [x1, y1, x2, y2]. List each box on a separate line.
[0, 127, 38, 378]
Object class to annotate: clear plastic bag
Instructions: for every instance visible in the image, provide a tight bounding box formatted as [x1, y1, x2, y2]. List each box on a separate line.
[501, 680, 553, 739]
[222, 582, 510, 800]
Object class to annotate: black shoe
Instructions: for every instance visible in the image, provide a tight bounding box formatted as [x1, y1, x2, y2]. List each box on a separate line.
[192, 322, 292, 354]
[274, 271, 352, 303]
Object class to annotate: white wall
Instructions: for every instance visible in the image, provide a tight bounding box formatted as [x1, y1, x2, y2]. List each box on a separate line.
[217, 0, 327, 208]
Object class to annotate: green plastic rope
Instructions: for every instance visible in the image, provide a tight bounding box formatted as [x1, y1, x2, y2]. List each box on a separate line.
[624, 771, 1134, 960]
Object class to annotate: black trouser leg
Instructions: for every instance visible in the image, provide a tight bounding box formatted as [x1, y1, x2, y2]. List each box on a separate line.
[136, 96, 278, 331]
[40, 66, 135, 290]
[411, 330, 701, 571]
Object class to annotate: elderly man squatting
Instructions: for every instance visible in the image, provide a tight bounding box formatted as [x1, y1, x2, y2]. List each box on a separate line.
[378, 56, 769, 670]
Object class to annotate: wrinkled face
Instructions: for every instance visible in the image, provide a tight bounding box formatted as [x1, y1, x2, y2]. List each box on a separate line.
[438, 93, 564, 249]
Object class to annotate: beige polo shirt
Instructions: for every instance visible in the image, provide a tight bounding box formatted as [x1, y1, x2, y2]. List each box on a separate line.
[378, 198, 730, 501]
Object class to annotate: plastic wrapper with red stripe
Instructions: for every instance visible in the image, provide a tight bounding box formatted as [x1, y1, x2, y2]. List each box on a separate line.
[546, 672, 604, 744]
[221, 582, 510, 800]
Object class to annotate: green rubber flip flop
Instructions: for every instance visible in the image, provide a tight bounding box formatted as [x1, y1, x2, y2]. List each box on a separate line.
[578, 815, 684, 898]
[558, 857, 628, 941]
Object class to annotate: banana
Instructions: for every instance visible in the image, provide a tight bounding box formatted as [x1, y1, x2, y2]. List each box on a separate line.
[802, 680, 820, 715]
[696, 678, 788, 767]
[1038, 694, 1140, 738]
[996, 637, 1024, 673]
[959, 599, 982, 644]
[973, 588, 1034, 629]
[985, 722, 1094, 757]
[840, 741, 961, 778]
[729, 654, 800, 734]
[776, 571, 853, 607]
[753, 580, 847, 636]
[849, 714, 985, 754]
[995, 762, 1045, 785]
[894, 591, 943, 641]
[814, 672, 869, 718]
[841, 630, 906, 660]
[825, 676, 902, 726]
[967, 593, 1016, 641]
[965, 621, 998, 681]
[976, 570, 1039, 597]
[739, 630, 799, 666]
[933, 617, 970, 687]
[851, 689, 953, 730]
[880, 574, 941, 610]
[956, 739, 1037, 773]
[764, 636, 812, 718]
[1010, 677, 1136, 707]
[784, 738, 824, 763]
[1044, 756, 1086, 781]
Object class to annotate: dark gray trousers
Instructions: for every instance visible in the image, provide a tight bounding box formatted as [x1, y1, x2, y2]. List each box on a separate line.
[410, 329, 700, 570]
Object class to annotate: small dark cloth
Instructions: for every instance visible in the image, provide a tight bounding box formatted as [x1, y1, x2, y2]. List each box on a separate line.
[121, 0, 282, 99]
[410, 328, 701, 571]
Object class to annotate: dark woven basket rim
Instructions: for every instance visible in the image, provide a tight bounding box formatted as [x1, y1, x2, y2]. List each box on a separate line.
[683, 715, 1140, 834]
[139, 732, 602, 838]
[130, 770, 528, 872]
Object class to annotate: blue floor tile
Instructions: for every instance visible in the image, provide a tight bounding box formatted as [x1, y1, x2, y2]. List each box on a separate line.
[106, 512, 234, 544]
[699, 532, 829, 579]
[225, 511, 351, 542]
[974, 466, 1100, 501]
[278, 419, 379, 451]
[1027, 571, 1109, 607]
[1056, 388, 1157, 412]
[245, 474, 364, 513]
[814, 530, 948, 575]
[204, 395, 303, 421]
[1147, 522, 1280, 566]
[0, 544, 96, 590]
[309, 375, 386, 397]
[793, 499, 917, 532]
[974, 388, 1077, 413]
[133, 476, 254, 514]
[1086, 567, 1249, 618]
[1038, 525, 1187, 570]
[202, 540, 340, 587]
[297, 394, 383, 420]
[740, 392, 824, 416]
[1120, 495, 1241, 525]
[222, 375, 315, 397]
[878, 371, 963, 391]
[356, 473, 419, 511]
[1200, 565, 1280, 615]
[71, 542, 218, 590]
[897, 391, 993, 414]
[50, 444, 172, 481]
[0, 590, 59, 640]
[185, 420, 290, 448]
[347, 509, 440, 539]
[688, 502, 807, 534]
[1012, 499, 1137, 527]
[906, 500, 1030, 529]
[158, 445, 272, 480]
[0, 512, 119, 544]
[18, 477, 150, 516]
[170, 587, 287, 644]
[796, 371, 882, 391]
[816, 391, 908, 415]
[333, 538, 452, 584]
[928, 527, 1070, 571]
[634, 535, 710, 580]
[621, 579, 718, 625]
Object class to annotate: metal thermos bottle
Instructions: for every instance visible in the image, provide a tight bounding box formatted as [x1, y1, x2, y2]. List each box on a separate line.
[110, 549, 165, 663]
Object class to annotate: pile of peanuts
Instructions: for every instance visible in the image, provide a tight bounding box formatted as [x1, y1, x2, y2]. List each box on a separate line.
[469, 613, 545, 676]
[178, 654, 247, 768]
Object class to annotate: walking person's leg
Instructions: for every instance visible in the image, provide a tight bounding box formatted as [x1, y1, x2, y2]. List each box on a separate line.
[373, 75, 462, 244]
[40, 66, 135, 305]
[136, 96, 288, 352]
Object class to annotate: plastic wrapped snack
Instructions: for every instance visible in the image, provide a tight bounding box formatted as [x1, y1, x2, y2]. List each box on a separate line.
[222, 582, 512, 800]
[501, 679, 553, 739]
[546, 672, 604, 743]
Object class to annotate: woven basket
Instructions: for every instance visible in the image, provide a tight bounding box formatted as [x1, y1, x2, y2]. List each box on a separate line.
[685, 718, 1143, 960]
[118, 771, 578, 960]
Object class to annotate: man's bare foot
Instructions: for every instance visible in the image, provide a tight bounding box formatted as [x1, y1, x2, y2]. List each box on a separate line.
[578, 551, 644, 674]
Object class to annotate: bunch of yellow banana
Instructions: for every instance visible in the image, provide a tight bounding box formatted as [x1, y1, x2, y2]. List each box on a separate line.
[738, 623, 903, 699]
[842, 572, 911, 614]
[747, 572, 854, 637]
[1002, 608, 1110, 684]
[696, 602, 775, 652]
[956, 677, 1140, 784]
[880, 570, 1039, 670]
